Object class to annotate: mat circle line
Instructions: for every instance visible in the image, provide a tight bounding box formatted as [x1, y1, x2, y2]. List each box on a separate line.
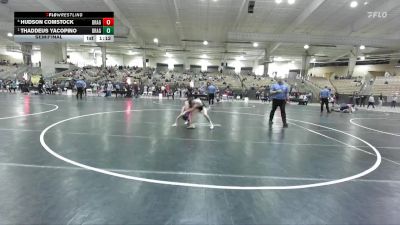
[152, 101, 256, 109]
[40, 109, 381, 190]
[350, 118, 400, 137]
[0, 103, 59, 120]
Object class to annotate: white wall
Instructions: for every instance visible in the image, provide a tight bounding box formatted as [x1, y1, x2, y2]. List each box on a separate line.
[67, 52, 143, 68]
[68, 51, 91, 67]
[254, 65, 264, 75]
[308, 63, 400, 78]
[146, 56, 259, 73]
[67, 51, 103, 67]
[123, 55, 143, 67]
[31, 50, 41, 65]
[0, 50, 23, 64]
[27, 48, 400, 79]
[308, 66, 348, 78]
[268, 61, 302, 78]
[353, 64, 399, 77]
[106, 54, 124, 67]
[149, 57, 222, 71]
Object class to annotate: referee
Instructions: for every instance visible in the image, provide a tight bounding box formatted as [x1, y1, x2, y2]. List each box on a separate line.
[320, 86, 331, 113]
[207, 82, 217, 105]
[269, 78, 289, 128]
[75, 78, 86, 100]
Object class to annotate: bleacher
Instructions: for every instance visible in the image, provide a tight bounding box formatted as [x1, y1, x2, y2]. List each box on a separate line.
[309, 77, 335, 90]
[331, 79, 361, 94]
[41, 65, 273, 97]
[214, 73, 241, 90]
[241, 75, 274, 89]
[372, 77, 400, 96]
[0, 65, 19, 80]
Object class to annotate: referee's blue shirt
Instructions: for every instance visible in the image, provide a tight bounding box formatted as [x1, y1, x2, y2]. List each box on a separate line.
[207, 85, 216, 94]
[320, 88, 330, 98]
[271, 83, 288, 100]
[76, 80, 86, 88]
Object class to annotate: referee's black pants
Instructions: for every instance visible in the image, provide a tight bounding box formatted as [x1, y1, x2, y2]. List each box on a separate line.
[269, 99, 287, 125]
[208, 93, 215, 105]
[321, 98, 330, 112]
[76, 87, 83, 99]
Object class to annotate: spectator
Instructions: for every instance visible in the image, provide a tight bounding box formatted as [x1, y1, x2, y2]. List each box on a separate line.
[359, 95, 367, 107]
[161, 84, 166, 96]
[38, 76, 45, 94]
[367, 95, 375, 109]
[133, 82, 139, 98]
[106, 81, 113, 97]
[9, 80, 17, 93]
[84, 80, 89, 96]
[354, 92, 360, 106]
[255, 90, 260, 100]
[391, 95, 397, 108]
[115, 82, 121, 98]
[335, 92, 340, 104]
[166, 83, 170, 95]
[379, 93, 383, 107]
[92, 83, 99, 96]
[329, 94, 335, 108]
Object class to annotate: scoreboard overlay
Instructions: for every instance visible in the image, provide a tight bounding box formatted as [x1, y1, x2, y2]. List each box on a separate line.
[14, 12, 114, 43]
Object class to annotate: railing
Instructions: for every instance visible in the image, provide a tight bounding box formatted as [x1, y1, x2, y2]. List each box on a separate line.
[48, 64, 78, 78]
[359, 73, 374, 95]
[304, 79, 323, 102]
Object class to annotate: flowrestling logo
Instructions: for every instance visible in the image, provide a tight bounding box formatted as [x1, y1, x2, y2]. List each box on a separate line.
[367, 11, 388, 18]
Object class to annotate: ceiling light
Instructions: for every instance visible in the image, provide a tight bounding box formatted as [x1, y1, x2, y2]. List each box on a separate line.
[350, 1, 358, 8]
[275, 0, 282, 4]
[364, 1, 368, 5]
[359, 45, 365, 50]
[203, 40, 208, 45]
[253, 42, 259, 47]
[288, 0, 295, 4]
[304, 44, 310, 49]
[7, 32, 13, 37]
[201, 54, 208, 58]
[166, 52, 172, 58]
[310, 58, 316, 63]
[276, 57, 283, 61]
[213, 0, 218, 1]
[291, 60, 295, 64]
[360, 56, 365, 60]
[153, 38, 158, 43]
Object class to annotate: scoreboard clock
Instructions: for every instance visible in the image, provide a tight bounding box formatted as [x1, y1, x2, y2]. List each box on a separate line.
[13, 12, 114, 43]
